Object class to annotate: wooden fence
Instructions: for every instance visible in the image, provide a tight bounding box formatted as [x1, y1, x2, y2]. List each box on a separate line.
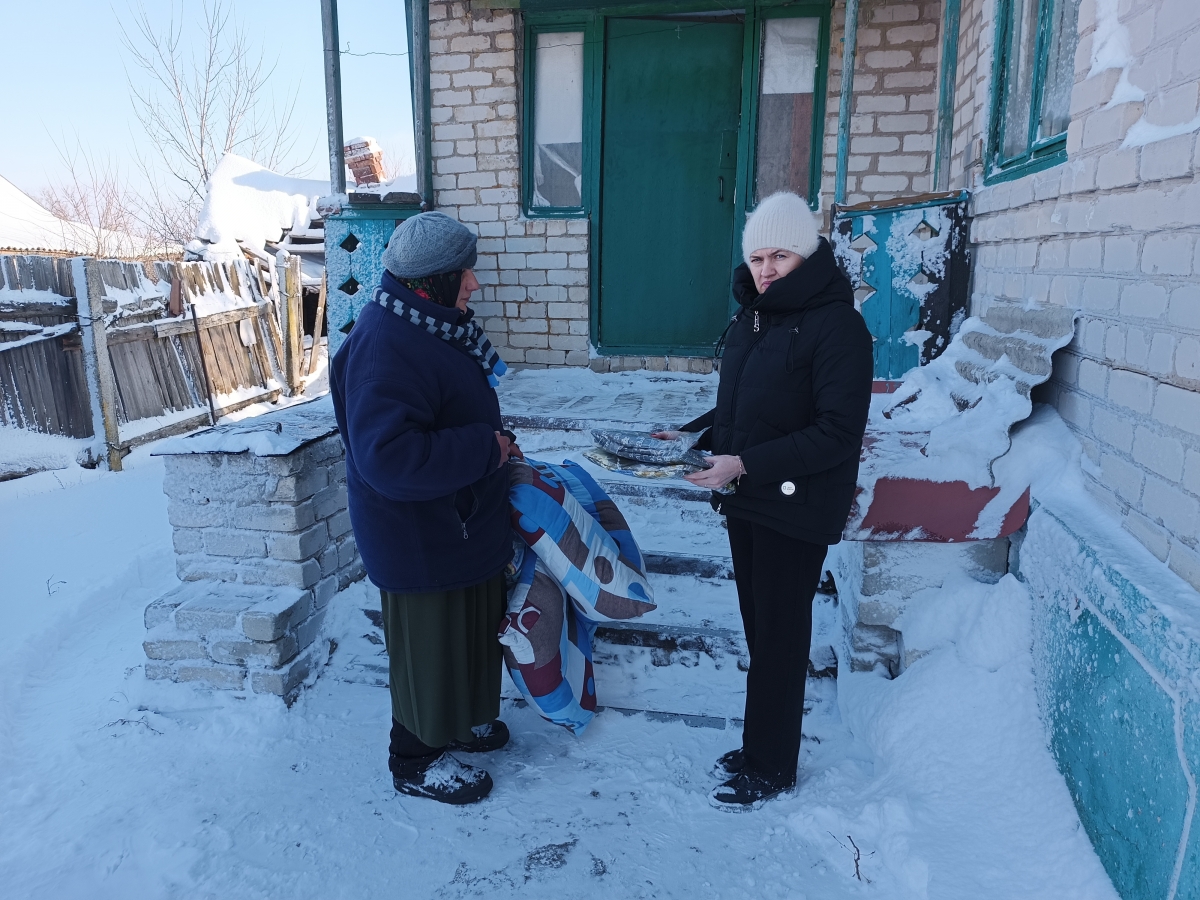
[0, 252, 311, 468]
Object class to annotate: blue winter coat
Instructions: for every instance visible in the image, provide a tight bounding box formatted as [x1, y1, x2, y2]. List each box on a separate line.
[329, 274, 511, 593]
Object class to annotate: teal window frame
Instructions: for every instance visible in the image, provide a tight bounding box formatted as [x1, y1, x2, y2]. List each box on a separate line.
[738, 1, 831, 216]
[985, 0, 1078, 185]
[521, 15, 600, 218]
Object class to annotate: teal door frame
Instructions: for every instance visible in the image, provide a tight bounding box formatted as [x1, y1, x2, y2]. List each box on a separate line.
[522, 0, 830, 357]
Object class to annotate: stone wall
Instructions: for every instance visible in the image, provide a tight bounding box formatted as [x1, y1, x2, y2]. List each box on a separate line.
[824, 0, 944, 208]
[949, 0, 1200, 592]
[144, 405, 364, 701]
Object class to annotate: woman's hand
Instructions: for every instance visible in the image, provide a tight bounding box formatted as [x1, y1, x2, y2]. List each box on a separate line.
[684, 455, 745, 489]
[651, 430, 683, 440]
[496, 432, 524, 466]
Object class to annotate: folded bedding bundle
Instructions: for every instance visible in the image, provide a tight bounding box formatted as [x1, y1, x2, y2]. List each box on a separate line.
[499, 458, 656, 734]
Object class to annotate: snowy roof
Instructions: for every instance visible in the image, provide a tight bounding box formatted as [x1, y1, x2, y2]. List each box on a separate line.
[190, 154, 330, 262]
[0, 174, 101, 255]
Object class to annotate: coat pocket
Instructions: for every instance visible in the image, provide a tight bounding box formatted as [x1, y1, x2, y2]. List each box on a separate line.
[741, 419, 808, 501]
[737, 474, 809, 504]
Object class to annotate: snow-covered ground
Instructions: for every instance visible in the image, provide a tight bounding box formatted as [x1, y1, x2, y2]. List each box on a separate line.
[0, 416, 1117, 899]
[0, 425, 87, 480]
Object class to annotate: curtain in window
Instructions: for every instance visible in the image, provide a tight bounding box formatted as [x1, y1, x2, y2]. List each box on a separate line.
[532, 32, 585, 208]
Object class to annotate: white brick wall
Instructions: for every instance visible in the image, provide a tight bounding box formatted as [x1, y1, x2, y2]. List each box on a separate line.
[426, 3, 592, 369]
[824, 0, 944, 207]
[949, 0, 1200, 590]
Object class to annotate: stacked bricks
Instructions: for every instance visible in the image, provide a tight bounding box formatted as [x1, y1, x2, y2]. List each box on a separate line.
[144, 409, 364, 701]
[949, 0, 1200, 591]
[823, 0, 944, 207]
[344, 137, 386, 186]
[587, 356, 716, 375]
[426, 3, 592, 369]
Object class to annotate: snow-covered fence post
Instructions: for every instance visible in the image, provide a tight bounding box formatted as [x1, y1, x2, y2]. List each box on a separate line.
[286, 254, 303, 393]
[77, 258, 123, 472]
[274, 250, 303, 395]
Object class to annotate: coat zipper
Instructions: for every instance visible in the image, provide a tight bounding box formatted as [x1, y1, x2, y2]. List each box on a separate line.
[458, 485, 479, 541]
[727, 308, 769, 450]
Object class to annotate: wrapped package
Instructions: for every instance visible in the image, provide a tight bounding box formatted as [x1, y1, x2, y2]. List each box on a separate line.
[590, 428, 708, 467]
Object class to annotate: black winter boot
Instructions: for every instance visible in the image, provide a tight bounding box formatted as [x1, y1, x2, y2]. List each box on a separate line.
[712, 747, 745, 780]
[392, 751, 494, 805]
[448, 719, 510, 753]
[709, 765, 795, 811]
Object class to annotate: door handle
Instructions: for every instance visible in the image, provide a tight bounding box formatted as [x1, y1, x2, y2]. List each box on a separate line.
[718, 176, 725, 202]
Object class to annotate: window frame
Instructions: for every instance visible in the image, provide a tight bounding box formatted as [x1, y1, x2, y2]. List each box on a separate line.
[521, 16, 599, 218]
[738, 2, 831, 216]
[985, 0, 1077, 185]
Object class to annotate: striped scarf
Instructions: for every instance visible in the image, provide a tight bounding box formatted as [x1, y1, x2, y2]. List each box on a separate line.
[374, 287, 508, 388]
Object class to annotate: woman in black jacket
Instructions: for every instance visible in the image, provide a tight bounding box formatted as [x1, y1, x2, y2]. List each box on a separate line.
[659, 192, 874, 808]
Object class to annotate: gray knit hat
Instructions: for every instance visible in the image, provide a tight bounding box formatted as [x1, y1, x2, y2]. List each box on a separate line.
[381, 211, 478, 278]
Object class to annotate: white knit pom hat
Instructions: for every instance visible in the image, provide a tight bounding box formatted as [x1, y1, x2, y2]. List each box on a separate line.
[741, 192, 820, 264]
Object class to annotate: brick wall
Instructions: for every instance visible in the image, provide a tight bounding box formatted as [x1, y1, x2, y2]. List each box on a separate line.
[950, 0, 1200, 591]
[165, 434, 360, 593]
[427, 3, 592, 369]
[824, 0, 944, 208]
[946, 0, 994, 192]
[147, 428, 365, 700]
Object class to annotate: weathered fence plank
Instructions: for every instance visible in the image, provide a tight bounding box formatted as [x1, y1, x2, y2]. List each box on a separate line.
[1, 253, 287, 461]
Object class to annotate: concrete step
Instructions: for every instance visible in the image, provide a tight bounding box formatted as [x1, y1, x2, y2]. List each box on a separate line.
[336, 584, 840, 727]
[644, 551, 733, 580]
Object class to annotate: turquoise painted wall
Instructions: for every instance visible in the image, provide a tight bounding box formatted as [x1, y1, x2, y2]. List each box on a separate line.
[1020, 501, 1200, 900]
[324, 206, 422, 356]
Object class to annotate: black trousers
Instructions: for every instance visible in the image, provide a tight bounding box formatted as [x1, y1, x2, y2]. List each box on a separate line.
[726, 515, 828, 779]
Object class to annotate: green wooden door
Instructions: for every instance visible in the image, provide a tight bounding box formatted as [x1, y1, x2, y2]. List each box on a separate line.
[597, 18, 744, 354]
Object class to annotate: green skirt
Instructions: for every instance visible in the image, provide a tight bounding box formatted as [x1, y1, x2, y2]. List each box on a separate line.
[379, 573, 506, 749]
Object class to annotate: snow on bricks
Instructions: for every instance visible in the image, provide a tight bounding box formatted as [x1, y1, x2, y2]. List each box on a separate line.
[143, 398, 363, 702]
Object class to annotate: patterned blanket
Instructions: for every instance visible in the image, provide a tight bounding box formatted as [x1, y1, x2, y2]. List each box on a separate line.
[498, 459, 656, 733]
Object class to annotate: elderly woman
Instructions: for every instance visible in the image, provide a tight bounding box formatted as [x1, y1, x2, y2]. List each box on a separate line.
[659, 192, 873, 809]
[330, 212, 518, 805]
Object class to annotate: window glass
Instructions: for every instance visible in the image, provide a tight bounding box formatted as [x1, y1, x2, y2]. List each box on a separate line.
[1000, 0, 1039, 159]
[532, 31, 584, 208]
[755, 17, 820, 202]
[1038, 0, 1080, 140]
[991, 0, 1080, 179]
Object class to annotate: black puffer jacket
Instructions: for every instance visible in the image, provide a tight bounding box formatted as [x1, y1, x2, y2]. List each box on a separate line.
[683, 238, 874, 544]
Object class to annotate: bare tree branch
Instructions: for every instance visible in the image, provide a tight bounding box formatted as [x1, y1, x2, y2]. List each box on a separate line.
[38, 139, 165, 260]
[117, 0, 314, 243]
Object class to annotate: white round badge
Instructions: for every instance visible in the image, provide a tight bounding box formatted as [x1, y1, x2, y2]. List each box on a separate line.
[780, 481, 796, 496]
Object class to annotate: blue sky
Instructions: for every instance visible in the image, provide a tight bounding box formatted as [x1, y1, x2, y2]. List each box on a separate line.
[0, 1, 415, 197]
